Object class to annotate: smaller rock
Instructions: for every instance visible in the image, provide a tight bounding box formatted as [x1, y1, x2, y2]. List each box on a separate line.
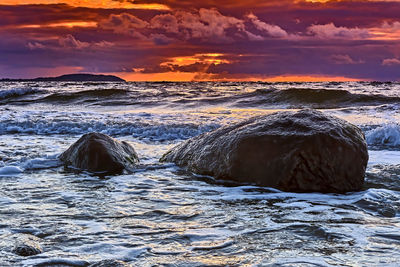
[59, 132, 139, 174]
[378, 206, 396, 218]
[89, 259, 132, 267]
[13, 236, 43, 256]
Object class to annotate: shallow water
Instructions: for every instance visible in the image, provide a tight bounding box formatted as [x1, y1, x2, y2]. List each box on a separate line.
[0, 82, 399, 266]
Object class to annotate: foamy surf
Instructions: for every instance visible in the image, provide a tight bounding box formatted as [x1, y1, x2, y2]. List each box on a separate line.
[1, 81, 400, 266]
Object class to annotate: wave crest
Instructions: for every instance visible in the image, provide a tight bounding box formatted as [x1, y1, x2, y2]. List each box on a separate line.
[0, 119, 220, 142]
[246, 88, 400, 108]
[0, 87, 43, 100]
[366, 124, 400, 149]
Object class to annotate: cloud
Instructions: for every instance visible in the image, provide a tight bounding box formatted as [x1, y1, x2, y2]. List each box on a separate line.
[98, 8, 290, 44]
[246, 13, 288, 38]
[3, 1, 400, 81]
[59, 34, 90, 49]
[330, 54, 364, 64]
[382, 58, 400, 66]
[1, 0, 170, 10]
[99, 9, 247, 43]
[26, 34, 114, 50]
[307, 23, 370, 39]
[149, 33, 173, 45]
[369, 21, 400, 40]
[150, 14, 179, 33]
[27, 41, 45, 50]
[99, 12, 149, 37]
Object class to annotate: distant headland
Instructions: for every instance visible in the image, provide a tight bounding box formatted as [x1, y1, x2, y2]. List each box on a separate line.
[0, 73, 126, 82]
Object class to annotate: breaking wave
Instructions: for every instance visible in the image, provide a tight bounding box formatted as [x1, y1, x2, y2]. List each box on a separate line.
[366, 124, 400, 149]
[0, 87, 44, 100]
[237, 88, 400, 108]
[3, 85, 400, 109]
[0, 119, 219, 142]
[39, 88, 130, 102]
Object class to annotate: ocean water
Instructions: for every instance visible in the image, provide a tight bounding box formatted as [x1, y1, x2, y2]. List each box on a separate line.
[0, 81, 399, 266]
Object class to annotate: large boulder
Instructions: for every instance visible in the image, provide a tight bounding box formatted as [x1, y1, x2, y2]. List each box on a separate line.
[161, 109, 368, 193]
[59, 132, 139, 174]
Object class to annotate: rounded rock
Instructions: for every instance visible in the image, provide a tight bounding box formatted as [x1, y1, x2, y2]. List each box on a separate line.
[59, 132, 139, 174]
[13, 238, 43, 256]
[89, 259, 132, 267]
[161, 109, 368, 193]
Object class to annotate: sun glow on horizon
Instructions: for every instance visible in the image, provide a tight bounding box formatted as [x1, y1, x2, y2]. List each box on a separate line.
[112, 72, 364, 82]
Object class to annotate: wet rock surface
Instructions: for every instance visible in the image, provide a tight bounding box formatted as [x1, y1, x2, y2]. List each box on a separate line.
[161, 109, 368, 193]
[59, 132, 139, 174]
[13, 235, 43, 256]
[89, 259, 132, 267]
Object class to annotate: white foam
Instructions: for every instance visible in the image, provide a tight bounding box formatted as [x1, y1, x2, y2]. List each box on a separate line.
[0, 111, 220, 141]
[20, 155, 62, 170]
[368, 150, 400, 165]
[366, 123, 400, 148]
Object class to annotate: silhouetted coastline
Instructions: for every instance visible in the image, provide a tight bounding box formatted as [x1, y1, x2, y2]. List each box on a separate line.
[0, 73, 125, 82]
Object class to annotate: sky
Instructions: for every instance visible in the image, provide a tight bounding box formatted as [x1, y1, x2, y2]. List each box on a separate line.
[1, 0, 400, 81]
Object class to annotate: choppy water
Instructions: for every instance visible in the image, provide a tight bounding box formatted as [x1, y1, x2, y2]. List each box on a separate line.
[0, 81, 399, 266]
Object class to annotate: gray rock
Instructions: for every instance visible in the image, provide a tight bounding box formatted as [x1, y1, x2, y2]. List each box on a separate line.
[59, 132, 139, 174]
[89, 259, 131, 267]
[161, 109, 368, 193]
[13, 235, 43, 256]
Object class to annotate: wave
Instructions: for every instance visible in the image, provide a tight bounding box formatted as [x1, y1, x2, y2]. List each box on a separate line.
[2, 114, 399, 149]
[0, 87, 44, 100]
[365, 124, 400, 149]
[2, 85, 400, 109]
[39, 88, 130, 102]
[0, 165, 23, 176]
[0, 120, 220, 141]
[240, 88, 400, 108]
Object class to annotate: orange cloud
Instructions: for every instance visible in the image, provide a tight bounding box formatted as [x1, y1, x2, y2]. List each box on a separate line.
[160, 53, 230, 67]
[1, 0, 170, 10]
[17, 21, 97, 29]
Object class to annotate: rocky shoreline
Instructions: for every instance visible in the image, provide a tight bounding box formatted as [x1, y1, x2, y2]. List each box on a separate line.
[59, 109, 368, 193]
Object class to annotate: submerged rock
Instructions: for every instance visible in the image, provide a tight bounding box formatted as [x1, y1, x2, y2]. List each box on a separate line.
[59, 132, 139, 174]
[13, 235, 43, 256]
[161, 109, 368, 193]
[89, 259, 132, 267]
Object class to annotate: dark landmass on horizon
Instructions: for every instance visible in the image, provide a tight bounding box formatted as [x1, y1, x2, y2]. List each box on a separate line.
[0, 74, 126, 82]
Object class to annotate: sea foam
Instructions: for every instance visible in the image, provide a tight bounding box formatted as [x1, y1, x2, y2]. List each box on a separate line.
[366, 123, 400, 148]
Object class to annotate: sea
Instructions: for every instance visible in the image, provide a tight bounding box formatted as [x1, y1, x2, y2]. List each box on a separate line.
[0, 81, 399, 266]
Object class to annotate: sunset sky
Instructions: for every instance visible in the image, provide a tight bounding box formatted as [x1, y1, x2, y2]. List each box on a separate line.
[1, 0, 400, 81]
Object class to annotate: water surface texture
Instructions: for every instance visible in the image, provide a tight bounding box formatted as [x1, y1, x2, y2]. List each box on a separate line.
[0, 82, 399, 266]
